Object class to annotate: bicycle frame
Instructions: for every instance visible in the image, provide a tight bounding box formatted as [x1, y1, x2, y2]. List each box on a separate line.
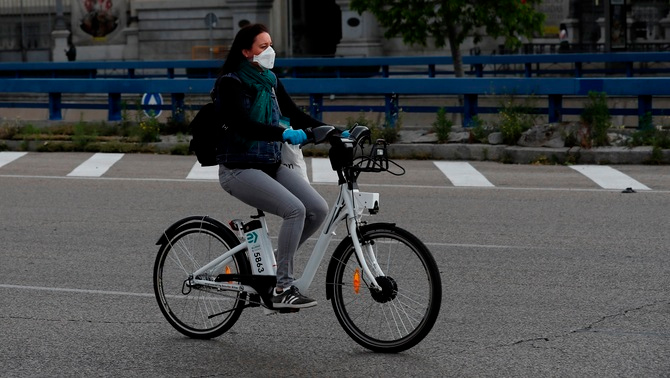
[294, 184, 381, 293]
[188, 181, 383, 298]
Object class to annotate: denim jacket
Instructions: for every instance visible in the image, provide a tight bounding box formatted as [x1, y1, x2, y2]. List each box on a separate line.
[213, 72, 282, 167]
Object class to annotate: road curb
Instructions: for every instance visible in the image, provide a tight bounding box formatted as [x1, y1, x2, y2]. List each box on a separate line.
[382, 144, 669, 164]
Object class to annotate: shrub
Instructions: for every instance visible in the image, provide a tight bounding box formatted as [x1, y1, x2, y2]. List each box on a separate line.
[639, 111, 653, 131]
[0, 122, 20, 139]
[72, 120, 98, 148]
[18, 124, 41, 136]
[134, 106, 161, 143]
[580, 91, 611, 147]
[497, 96, 538, 145]
[630, 127, 670, 149]
[432, 108, 452, 143]
[346, 112, 379, 130]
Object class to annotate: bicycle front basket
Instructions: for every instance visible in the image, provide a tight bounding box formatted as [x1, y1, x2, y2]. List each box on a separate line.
[354, 139, 390, 172]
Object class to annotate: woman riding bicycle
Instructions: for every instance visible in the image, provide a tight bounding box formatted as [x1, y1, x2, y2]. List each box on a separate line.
[212, 23, 328, 309]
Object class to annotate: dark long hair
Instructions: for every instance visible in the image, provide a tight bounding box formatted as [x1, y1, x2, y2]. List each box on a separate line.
[219, 23, 269, 75]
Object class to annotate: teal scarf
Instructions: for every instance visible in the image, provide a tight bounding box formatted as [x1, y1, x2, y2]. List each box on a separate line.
[236, 60, 277, 124]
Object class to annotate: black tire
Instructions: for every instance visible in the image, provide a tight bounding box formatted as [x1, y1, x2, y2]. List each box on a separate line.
[329, 224, 442, 352]
[153, 219, 249, 339]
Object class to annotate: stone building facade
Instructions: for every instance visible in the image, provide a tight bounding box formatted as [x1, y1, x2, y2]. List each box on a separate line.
[1, 0, 670, 63]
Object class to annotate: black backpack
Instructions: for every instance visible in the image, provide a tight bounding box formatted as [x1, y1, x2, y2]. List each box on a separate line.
[188, 74, 238, 167]
[188, 102, 226, 167]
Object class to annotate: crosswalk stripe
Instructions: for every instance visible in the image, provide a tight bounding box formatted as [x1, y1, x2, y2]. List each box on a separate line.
[311, 158, 338, 183]
[0, 151, 28, 168]
[0, 153, 661, 192]
[67, 153, 123, 177]
[569, 165, 651, 190]
[186, 162, 218, 180]
[433, 161, 495, 187]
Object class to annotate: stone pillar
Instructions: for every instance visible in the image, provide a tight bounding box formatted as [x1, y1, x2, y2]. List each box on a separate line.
[597, 17, 605, 45]
[598, 16, 634, 48]
[226, 0, 274, 34]
[561, 18, 579, 44]
[626, 16, 634, 45]
[658, 4, 670, 41]
[334, 0, 382, 57]
[52, 29, 70, 62]
[660, 16, 670, 41]
[51, 0, 69, 62]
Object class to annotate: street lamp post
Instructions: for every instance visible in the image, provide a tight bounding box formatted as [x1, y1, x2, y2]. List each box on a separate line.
[55, 0, 66, 30]
[205, 13, 218, 59]
[604, 0, 611, 52]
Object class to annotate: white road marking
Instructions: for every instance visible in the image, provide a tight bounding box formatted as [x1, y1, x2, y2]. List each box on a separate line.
[0, 283, 153, 298]
[569, 165, 651, 190]
[0, 151, 28, 168]
[186, 162, 218, 180]
[311, 158, 338, 183]
[1, 173, 668, 193]
[66, 153, 124, 177]
[433, 161, 494, 187]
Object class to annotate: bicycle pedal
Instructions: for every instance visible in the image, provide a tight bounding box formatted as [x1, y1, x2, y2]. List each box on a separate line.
[247, 294, 261, 308]
[278, 308, 300, 314]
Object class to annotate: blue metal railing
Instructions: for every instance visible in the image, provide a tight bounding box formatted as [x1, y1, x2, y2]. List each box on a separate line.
[2, 53, 670, 125]
[1, 77, 668, 125]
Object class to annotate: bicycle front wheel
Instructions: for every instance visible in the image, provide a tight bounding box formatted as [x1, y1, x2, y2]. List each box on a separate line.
[153, 217, 249, 339]
[329, 223, 442, 353]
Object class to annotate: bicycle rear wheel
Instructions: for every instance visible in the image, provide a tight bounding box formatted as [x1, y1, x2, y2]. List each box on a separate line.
[153, 217, 249, 339]
[329, 223, 442, 352]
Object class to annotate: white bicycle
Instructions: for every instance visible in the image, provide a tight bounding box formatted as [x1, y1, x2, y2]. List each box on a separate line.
[153, 125, 442, 353]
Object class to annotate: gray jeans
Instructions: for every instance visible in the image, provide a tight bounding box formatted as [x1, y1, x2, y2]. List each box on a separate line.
[218, 165, 328, 288]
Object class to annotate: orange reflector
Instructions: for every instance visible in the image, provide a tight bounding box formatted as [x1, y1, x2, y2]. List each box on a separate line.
[225, 266, 232, 283]
[353, 268, 360, 294]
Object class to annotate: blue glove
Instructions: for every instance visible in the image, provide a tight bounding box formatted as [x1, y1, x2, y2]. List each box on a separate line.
[282, 128, 307, 145]
[341, 130, 350, 138]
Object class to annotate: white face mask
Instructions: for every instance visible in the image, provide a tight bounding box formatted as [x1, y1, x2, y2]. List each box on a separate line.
[252, 46, 275, 70]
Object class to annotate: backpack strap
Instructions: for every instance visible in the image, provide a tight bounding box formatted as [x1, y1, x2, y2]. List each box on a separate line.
[210, 72, 241, 110]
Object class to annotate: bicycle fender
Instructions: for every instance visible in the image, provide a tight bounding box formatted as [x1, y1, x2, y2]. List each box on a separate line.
[325, 222, 396, 300]
[156, 215, 230, 245]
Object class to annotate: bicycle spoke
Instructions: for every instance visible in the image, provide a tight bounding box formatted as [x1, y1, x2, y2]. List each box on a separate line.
[379, 302, 402, 338]
[395, 289, 429, 312]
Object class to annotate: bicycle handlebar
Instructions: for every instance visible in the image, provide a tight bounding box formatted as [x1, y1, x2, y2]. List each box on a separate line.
[300, 125, 337, 147]
[300, 125, 367, 146]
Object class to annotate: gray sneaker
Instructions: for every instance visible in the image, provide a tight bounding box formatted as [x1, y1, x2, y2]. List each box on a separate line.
[271, 286, 317, 309]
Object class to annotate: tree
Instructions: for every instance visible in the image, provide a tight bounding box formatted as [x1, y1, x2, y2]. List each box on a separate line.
[349, 0, 545, 77]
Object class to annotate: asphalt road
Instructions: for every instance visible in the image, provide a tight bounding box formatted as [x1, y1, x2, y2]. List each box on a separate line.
[1, 153, 669, 377]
